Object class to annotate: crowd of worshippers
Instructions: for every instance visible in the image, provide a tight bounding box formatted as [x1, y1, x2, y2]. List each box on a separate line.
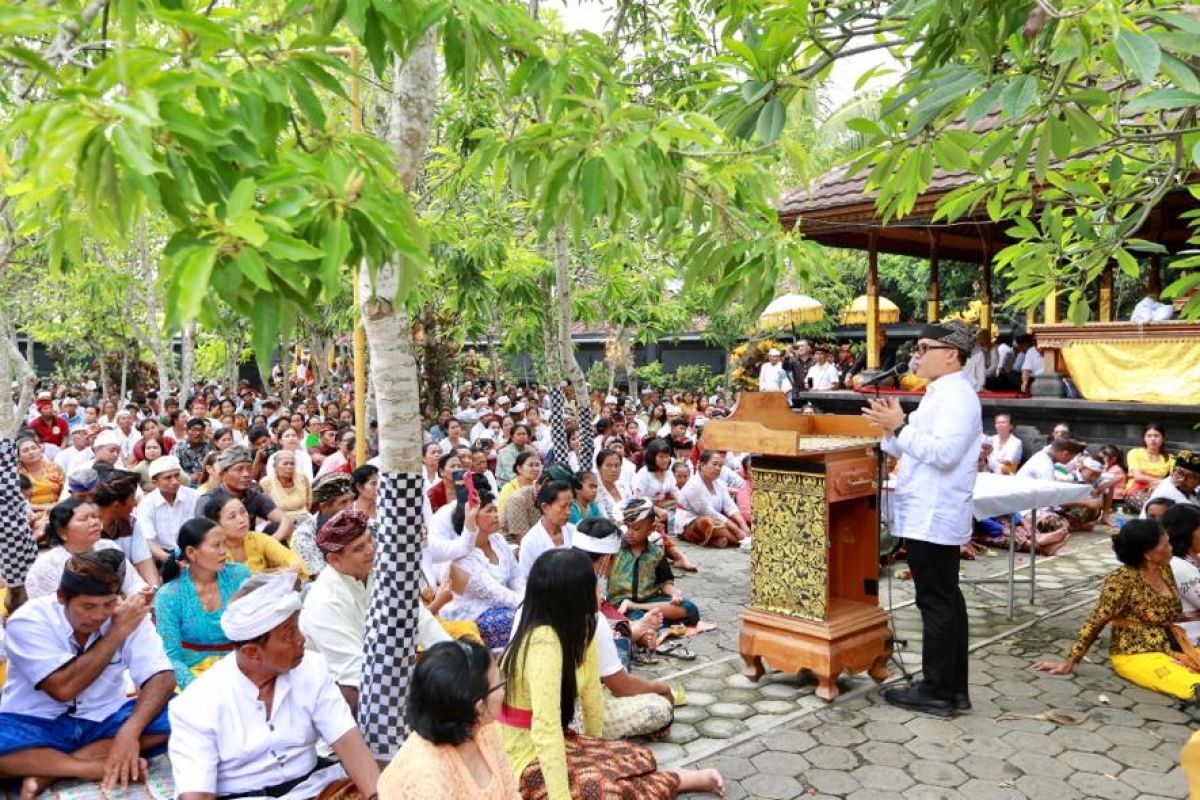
[756, 331, 1051, 395]
[0, 380, 738, 798]
[932, 416, 1200, 560]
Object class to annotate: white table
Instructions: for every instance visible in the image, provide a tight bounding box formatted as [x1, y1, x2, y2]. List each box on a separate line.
[966, 473, 1093, 619]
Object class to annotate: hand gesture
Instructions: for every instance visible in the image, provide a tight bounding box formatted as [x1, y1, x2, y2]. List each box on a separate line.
[1032, 659, 1074, 675]
[670, 591, 684, 605]
[464, 494, 480, 531]
[862, 398, 905, 435]
[111, 589, 152, 638]
[101, 728, 145, 792]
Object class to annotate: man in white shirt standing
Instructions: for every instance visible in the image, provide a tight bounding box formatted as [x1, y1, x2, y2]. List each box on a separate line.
[0, 551, 173, 797]
[169, 571, 380, 800]
[757, 349, 791, 392]
[134, 456, 201, 563]
[864, 320, 982, 717]
[985, 414, 1023, 474]
[806, 345, 841, 392]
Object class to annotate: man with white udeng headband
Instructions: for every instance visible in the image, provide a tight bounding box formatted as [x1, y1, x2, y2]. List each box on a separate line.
[863, 320, 982, 718]
[168, 570, 380, 800]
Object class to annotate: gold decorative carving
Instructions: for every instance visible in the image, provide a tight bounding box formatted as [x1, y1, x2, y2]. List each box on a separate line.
[749, 467, 827, 620]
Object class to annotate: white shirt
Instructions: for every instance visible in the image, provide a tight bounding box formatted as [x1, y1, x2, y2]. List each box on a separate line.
[1, 595, 170, 722]
[54, 445, 93, 477]
[134, 486, 201, 552]
[880, 370, 982, 546]
[992, 342, 1014, 377]
[633, 468, 678, 505]
[964, 348, 986, 392]
[1141, 478, 1199, 518]
[438, 436, 468, 455]
[169, 651, 357, 797]
[25, 541, 147, 600]
[441, 533, 525, 622]
[300, 569, 371, 689]
[757, 361, 791, 392]
[807, 361, 840, 391]
[115, 427, 142, 461]
[1016, 450, 1057, 483]
[986, 434, 1023, 474]
[518, 519, 576, 577]
[1172, 556, 1200, 644]
[267, 449, 314, 482]
[675, 473, 739, 531]
[1022, 348, 1045, 377]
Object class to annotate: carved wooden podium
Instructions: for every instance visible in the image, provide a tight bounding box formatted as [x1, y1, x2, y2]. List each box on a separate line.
[702, 392, 891, 700]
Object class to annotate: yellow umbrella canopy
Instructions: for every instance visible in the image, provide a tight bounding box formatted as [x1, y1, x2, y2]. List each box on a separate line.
[758, 293, 824, 329]
[841, 294, 900, 325]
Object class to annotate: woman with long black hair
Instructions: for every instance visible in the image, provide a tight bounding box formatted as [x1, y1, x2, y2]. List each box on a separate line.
[498, 548, 722, 799]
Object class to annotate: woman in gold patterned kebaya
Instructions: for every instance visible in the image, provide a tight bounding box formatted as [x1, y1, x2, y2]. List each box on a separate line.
[1034, 519, 1200, 721]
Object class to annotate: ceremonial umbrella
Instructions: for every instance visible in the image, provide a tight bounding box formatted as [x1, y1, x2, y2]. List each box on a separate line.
[841, 294, 900, 325]
[758, 294, 824, 329]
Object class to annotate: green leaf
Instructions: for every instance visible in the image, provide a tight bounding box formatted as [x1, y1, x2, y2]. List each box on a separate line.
[1125, 88, 1200, 114]
[1116, 29, 1161, 85]
[998, 75, 1038, 118]
[175, 246, 218, 323]
[251, 292, 281, 379]
[225, 178, 257, 219]
[109, 126, 163, 177]
[1048, 116, 1072, 161]
[1113, 248, 1139, 278]
[1161, 53, 1200, 94]
[931, 136, 970, 171]
[740, 80, 772, 105]
[232, 248, 273, 291]
[319, 219, 352, 291]
[755, 98, 785, 144]
[262, 234, 325, 262]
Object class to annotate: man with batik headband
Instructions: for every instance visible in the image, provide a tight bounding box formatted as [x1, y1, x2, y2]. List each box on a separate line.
[291, 472, 356, 576]
[1141, 450, 1200, 517]
[301, 509, 449, 718]
[170, 570, 380, 800]
[864, 319, 982, 717]
[0, 551, 173, 797]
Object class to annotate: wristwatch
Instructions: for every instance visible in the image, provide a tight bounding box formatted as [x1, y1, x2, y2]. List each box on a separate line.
[893, 420, 907, 438]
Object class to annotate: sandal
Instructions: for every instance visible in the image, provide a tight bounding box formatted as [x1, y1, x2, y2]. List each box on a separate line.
[632, 647, 661, 666]
[657, 640, 696, 661]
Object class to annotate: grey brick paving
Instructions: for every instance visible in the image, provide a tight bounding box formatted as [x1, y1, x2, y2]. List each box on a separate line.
[639, 531, 1193, 799]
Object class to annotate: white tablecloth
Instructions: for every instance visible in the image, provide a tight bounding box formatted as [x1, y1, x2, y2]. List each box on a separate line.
[971, 472, 1093, 519]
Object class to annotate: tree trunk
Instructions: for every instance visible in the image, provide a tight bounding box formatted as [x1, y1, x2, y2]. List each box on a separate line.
[99, 357, 109, 401]
[180, 320, 197, 398]
[118, 351, 128, 402]
[278, 338, 293, 406]
[358, 31, 439, 762]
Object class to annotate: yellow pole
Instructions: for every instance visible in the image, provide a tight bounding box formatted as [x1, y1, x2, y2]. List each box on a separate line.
[927, 234, 941, 323]
[349, 49, 368, 465]
[867, 234, 880, 370]
[980, 241, 994, 334]
[1099, 265, 1114, 322]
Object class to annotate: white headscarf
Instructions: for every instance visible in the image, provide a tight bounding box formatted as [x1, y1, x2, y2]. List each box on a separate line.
[220, 569, 302, 642]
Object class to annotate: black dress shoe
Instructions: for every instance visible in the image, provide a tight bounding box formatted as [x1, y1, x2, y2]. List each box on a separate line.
[883, 684, 953, 717]
[952, 693, 971, 711]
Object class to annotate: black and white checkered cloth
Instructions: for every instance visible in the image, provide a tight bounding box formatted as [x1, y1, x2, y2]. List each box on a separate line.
[0, 439, 36, 588]
[576, 394, 594, 474]
[548, 387, 568, 468]
[359, 471, 424, 760]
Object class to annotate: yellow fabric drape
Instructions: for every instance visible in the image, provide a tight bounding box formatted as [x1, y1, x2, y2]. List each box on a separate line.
[1060, 341, 1200, 404]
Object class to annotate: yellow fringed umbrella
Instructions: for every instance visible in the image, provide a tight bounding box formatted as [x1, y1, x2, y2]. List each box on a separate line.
[758, 293, 824, 329]
[841, 294, 901, 325]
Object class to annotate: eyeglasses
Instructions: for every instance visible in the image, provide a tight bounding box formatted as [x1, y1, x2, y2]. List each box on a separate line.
[915, 343, 957, 355]
[488, 680, 507, 695]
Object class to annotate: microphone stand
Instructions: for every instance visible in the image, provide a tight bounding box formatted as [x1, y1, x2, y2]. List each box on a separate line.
[870, 379, 913, 683]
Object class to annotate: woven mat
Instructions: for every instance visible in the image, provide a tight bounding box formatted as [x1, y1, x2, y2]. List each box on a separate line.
[794, 435, 877, 452]
[3, 756, 174, 800]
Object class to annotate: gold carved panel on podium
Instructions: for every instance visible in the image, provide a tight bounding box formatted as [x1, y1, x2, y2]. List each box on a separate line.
[749, 467, 827, 620]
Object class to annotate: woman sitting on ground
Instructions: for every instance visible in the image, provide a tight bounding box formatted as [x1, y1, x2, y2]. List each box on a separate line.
[378, 639, 519, 800]
[497, 451, 541, 516]
[441, 488, 525, 650]
[1166, 505, 1200, 646]
[568, 470, 603, 525]
[16, 435, 64, 512]
[607, 499, 700, 629]
[353, 464, 380, 524]
[428, 452, 464, 514]
[498, 548, 723, 799]
[260, 449, 313, 525]
[154, 517, 252, 688]
[676, 451, 749, 549]
[1034, 519, 1200, 720]
[25, 498, 146, 599]
[204, 492, 309, 579]
[129, 436, 165, 492]
[632, 439, 698, 572]
[1126, 423, 1173, 500]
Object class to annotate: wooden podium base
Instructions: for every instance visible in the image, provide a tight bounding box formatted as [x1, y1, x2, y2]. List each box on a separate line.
[739, 600, 892, 701]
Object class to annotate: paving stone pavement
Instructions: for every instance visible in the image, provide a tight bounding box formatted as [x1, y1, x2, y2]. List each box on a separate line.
[638, 529, 1194, 799]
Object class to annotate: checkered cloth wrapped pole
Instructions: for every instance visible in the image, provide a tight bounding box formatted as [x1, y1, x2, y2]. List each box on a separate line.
[359, 471, 424, 759]
[0, 439, 37, 588]
[548, 387, 568, 468]
[577, 395, 594, 474]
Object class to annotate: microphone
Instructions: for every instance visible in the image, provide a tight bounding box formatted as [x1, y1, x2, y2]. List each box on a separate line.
[860, 362, 909, 388]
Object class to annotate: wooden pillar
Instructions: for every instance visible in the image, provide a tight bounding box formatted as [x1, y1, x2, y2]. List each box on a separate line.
[1099, 265, 1115, 322]
[867, 233, 880, 370]
[1149, 254, 1162, 300]
[980, 236, 994, 334]
[927, 234, 941, 322]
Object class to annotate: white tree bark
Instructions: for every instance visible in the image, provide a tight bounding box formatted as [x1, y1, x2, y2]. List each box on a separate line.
[180, 320, 197, 397]
[554, 225, 588, 389]
[127, 222, 172, 398]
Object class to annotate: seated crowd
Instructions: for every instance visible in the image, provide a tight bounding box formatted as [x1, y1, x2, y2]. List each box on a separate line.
[0, 380, 739, 799]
